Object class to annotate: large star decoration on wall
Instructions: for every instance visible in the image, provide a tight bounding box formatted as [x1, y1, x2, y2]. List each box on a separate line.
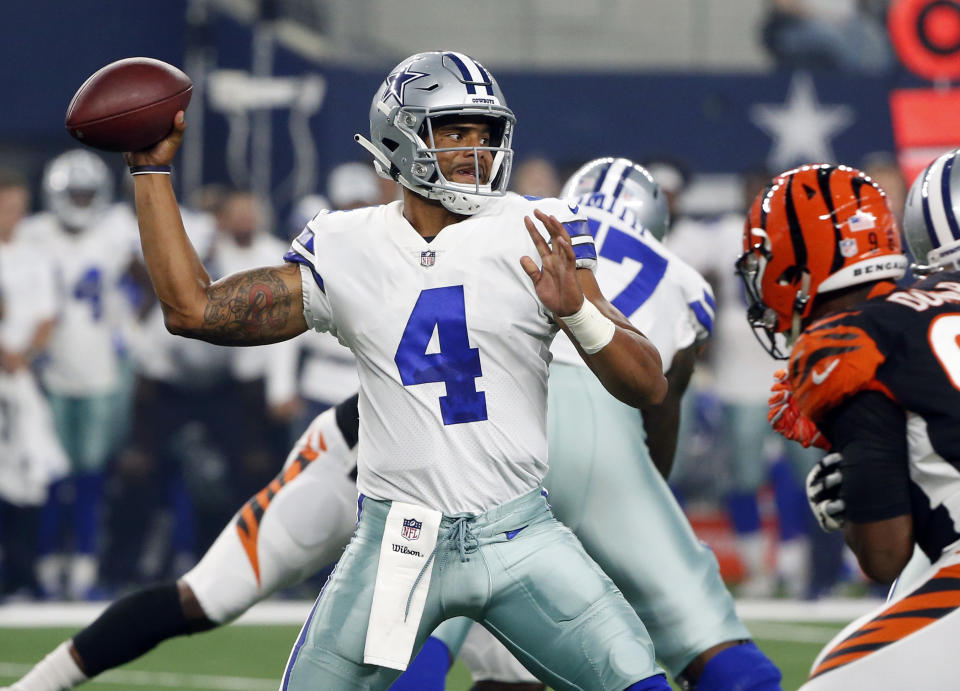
[750, 72, 855, 171]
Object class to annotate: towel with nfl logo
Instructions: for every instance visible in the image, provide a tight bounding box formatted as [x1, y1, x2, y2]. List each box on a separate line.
[363, 501, 442, 669]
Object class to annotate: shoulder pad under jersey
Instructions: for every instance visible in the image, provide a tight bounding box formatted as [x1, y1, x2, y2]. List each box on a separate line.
[510, 194, 594, 270]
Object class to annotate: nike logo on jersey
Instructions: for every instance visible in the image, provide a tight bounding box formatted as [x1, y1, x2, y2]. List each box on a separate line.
[811, 359, 840, 385]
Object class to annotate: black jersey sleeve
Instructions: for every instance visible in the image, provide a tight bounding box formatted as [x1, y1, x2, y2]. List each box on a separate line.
[820, 390, 911, 524]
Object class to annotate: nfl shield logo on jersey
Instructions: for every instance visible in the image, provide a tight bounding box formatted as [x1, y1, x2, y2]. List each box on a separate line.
[420, 250, 436, 268]
[401, 518, 422, 541]
[840, 238, 858, 257]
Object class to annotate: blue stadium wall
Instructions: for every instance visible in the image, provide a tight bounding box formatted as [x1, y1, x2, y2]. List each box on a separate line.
[1, 2, 918, 216]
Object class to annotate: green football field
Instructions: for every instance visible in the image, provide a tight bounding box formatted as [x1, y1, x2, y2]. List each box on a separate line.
[0, 620, 845, 691]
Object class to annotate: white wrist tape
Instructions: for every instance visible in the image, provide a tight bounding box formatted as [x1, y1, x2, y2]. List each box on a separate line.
[560, 299, 616, 354]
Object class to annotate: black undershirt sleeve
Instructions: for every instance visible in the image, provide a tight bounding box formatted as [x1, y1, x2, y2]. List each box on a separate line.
[820, 390, 911, 524]
[335, 393, 360, 449]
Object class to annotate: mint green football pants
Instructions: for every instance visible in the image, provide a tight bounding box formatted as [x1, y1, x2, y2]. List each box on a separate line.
[436, 363, 750, 678]
[281, 486, 663, 691]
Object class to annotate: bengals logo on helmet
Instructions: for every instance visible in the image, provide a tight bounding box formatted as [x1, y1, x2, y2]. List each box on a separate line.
[736, 164, 908, 359]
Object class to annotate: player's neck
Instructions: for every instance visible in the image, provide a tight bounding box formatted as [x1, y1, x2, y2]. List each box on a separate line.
[401, 188, 466, 239]
[806, 283, 875, 324]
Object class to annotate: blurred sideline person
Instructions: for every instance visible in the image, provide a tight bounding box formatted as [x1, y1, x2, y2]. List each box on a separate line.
[271, 163, 374, 435]
[409, 158, 781, 690]
[511, 156, 562, 199]
[125, 50, 669, 691]
[737, 161, 958, 690]
[24, 150, 141, 600]
[642, 157, 689, 240]
[108, 189, 297, 579]
[668, 170, 821, 598]
[860, 152, 907, 232]
[204, 189, 298, 505]
[327, 160, 384, 210]
[0, 170, 69, 599]
[103, 190, 224, 584]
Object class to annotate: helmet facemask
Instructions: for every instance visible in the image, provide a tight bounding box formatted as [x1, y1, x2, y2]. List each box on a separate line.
[736, 230, 804, 360]
[405, 110, 514, 214]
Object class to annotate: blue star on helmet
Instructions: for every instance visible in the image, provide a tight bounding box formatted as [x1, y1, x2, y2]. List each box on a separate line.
[381, 68, 428, 106]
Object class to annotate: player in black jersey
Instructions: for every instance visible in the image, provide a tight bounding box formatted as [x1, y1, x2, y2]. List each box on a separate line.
[736, 162, 960, 690]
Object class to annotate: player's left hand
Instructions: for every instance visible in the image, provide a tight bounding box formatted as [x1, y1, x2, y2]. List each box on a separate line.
[520, 209, 584, 317]
[768, 369, 831, 450]
[806, 452, 846, 532]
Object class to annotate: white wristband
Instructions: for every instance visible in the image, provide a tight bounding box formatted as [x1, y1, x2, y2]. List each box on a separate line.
[560, 298, 616, 354]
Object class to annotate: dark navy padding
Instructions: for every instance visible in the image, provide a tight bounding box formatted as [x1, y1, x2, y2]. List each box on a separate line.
[283, 250, 325, 294]
[690, 300, 714, 334]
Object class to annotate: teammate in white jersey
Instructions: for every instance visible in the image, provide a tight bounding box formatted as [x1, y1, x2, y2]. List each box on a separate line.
[24, 150, 141, 599]
[122, 51, 668, 690]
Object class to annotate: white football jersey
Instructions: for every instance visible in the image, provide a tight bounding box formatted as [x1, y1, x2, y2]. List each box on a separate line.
[286, 193, 592, 514]
[551, 202, 714, 371]
[0, 232, 58, 352]
[25, 208, 139, 396]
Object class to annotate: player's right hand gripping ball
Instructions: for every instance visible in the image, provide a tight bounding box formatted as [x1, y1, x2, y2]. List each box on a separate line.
[65, 57, 192, 152]
[806, 453, 846, 533]
[767, 369, 831, 450]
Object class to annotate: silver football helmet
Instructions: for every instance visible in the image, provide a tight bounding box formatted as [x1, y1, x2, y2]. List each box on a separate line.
[355, 51, 516, 215]
[560, 157, 669, 240]
[42, 149, 113, 230]
[903, 148, 960, 273]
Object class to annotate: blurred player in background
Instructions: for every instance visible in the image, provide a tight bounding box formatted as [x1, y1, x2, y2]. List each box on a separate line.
[124, 50, 669, 690]
[668, 169, 821, 598]
[737, 161, 959, 689]
[23, 150, 142, 600]
[511, 156, 562, 199]
[0, 169, 68, 600]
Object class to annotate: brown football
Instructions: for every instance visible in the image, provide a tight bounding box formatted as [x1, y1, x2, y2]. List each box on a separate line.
[65, 57, 192, 152]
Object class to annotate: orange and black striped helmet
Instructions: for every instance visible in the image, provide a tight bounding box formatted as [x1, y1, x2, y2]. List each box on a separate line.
[735, 164, 907, 359]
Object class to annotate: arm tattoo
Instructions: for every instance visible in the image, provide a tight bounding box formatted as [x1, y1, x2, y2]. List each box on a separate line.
[202, 267, 295, 345]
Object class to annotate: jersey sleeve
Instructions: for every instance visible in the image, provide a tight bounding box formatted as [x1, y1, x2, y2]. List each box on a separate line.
[788, 313, 891, 423]
[283, 222, 335, 334]
[820, 390, 911, 523]
[525, 196, 597, 272]
[680, 269, 715, 344]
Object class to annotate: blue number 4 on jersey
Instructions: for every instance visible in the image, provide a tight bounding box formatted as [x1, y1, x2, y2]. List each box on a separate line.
[395, 285, 488, 425]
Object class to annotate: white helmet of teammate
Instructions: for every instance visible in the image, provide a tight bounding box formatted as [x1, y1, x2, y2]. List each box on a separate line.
[561, 157, 669, 240]
[42, 149, 113, 230]
[354, 51, 516, 216]
[903, 148, 960, 273]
